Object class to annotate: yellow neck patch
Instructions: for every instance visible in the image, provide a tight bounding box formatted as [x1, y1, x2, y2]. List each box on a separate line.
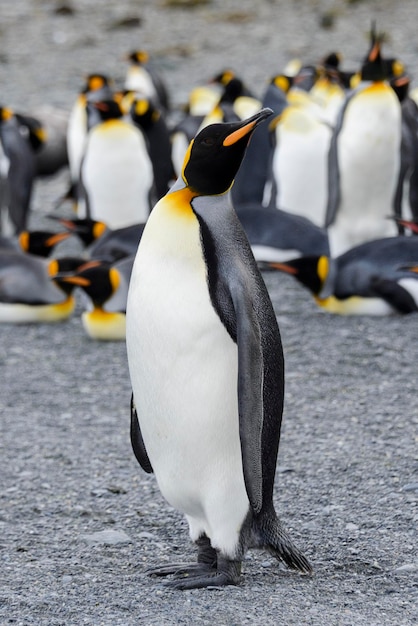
[163, 187, 197, 218]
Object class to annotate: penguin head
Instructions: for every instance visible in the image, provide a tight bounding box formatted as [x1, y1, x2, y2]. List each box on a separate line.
[56, 260, 120, 307]
[261, 256, 333, 297]
[360, 24, 397, 82]
[181, 107, 273, 196]
[271, 74, 294, 94]
[127, 50, 149, 65]
[0, 106, 14, 123]
[82, 74, 113, 94]
[18, 230, 72, 257]
[88, 99, 124, 122]
[212, 69, 236, 87]
[51, 217, 107, 246]
[390, 74, 410, 102]
[130, 98, 159, 129]
[219, 77, 246, 104]
[48, 257, 90, 295]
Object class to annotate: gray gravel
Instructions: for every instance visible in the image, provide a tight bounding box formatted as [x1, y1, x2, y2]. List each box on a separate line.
[1, 1, 418, 624]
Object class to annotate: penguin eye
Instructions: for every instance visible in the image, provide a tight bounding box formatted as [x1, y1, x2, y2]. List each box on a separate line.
[201, 136, 216, 146]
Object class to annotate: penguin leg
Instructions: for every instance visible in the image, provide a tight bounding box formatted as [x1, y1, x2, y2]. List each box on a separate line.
[146, 534, 217, 578]
[147, 535, 242, 588]
[163, 555, 242, 590]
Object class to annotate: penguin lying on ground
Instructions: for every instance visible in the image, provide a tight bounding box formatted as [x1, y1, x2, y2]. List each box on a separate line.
[0, 252, 84, 323]
[261, 236, 418, 315]
[0, 229, 71, 257]
[58, 256, 133, 340]
[126, 108, 312, 589]
[51, 216, 145, 262]
[236, 203, 330, 261]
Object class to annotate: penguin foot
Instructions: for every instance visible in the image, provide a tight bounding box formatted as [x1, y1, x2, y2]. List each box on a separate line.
[146, 562, 214, 578]
[161, 557, 242, 590]
[147, 536, 242, 589]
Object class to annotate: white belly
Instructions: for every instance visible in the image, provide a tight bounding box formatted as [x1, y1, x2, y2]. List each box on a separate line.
[126, 206, 250, 556]
[329, 85, 401, 256]
[82, 122, 153, 228]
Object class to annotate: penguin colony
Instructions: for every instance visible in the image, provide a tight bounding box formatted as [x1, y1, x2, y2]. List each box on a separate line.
[1, 29, 418, 328]
[2, 29, 418, 587]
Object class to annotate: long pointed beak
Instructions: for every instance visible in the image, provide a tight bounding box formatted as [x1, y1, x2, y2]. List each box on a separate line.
[223, 108, 273, 146]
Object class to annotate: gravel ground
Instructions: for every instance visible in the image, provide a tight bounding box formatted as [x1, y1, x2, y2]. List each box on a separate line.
[1, 1, 418, 624]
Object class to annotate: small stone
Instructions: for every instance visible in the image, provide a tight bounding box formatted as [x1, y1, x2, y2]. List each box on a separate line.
[345, 522, 359, 531]
[402, 483, 418, 492]
[81, 529, 132, 545]
[138, 531, 155, 540]
[393, 562, 418, 573]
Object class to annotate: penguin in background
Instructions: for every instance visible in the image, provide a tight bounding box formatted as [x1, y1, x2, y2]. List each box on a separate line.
[58, 256, 133, 340]
[230, 74, 293, 208]
[129, 97, 175, 200]
[126, 109, 311, 589]
[80, 98, 154, 229]
[268, 96, 333, 227]
[236, 202, 330, 262]
[52, 215, 145, 263]
[170, 84, 222, 178]
[390, 73, 418, 226]
[0, 106, 37, 235]
[262, 236, 418, 315]
[0, 252, 84, 323]
[325, 31, 402, 256]
[66, 74, 114, 213]
[124, 50, 169, 113]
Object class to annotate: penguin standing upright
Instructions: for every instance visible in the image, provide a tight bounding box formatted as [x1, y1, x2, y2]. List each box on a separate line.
[326, 35, 402, 256]
[80, 99, 154, 229]
[129, 98, 175, 200]
[0, 107, 37, 235]
[124, 50, 169, 113]
[126, 109, 311, 589]
[66, 74, 114, 212]
[269, 97, 332, 226]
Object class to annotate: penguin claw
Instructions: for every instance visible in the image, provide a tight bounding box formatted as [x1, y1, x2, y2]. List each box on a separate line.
[149, 558, 242, 590]
[146, 562, 213, 578]
[162, 570, 240, 590]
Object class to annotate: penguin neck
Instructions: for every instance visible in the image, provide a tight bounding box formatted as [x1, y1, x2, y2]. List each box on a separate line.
[143, 179, 204, 260]
[164, 184, 199, 219]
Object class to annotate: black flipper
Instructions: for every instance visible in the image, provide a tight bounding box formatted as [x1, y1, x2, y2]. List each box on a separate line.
[130, 393, 153, 473]
[371, 277, 418, 314]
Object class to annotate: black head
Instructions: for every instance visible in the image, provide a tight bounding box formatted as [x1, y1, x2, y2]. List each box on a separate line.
[130, 98, 159, 129]
[88, 99, 124, 122]
[55, 260, 116, 306]
[262, 256, 328, 296]
[82, 74, 112, 94]
[127, 50, 149, 65]
[18, 230, 71, 257]
[182, 108, 273, 196]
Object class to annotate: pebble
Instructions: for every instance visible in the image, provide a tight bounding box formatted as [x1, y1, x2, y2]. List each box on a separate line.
[402, 482, 418, 492]
[393, 562, 418, 573]
[80, 529, 132, 545]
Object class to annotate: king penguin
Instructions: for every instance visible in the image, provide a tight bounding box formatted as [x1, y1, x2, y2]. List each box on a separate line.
[126, 108, 312, 589]
[80, 98, 154, 229]
[325, 35, 402, 256]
